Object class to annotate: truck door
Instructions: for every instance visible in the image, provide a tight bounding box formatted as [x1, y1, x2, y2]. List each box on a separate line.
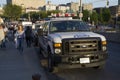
[41, 22, 49, 54]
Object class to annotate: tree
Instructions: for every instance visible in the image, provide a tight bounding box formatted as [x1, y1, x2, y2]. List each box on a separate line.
[98, 8, 104, 24]
[29, 12, 39, 21]
[47, 10, 60, 16]
[102, 8, 111, 24]
[39, 11, 48, 19]
[21, 13, 28, 19]
[20, 10, 61, 21]
[3, 4, 22, 21]
[90, 11, 98, 25]
[82, 10, 90, 22]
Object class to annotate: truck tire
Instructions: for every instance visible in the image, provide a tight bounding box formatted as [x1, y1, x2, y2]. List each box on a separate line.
[47, 49, 54, 72]
[47, 50, 59, 73]
[39, 45, 42, 54]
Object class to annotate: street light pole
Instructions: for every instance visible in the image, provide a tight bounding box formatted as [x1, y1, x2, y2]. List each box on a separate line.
[115, 6, 118, 29]
[79, 0, 83, 21]
[28, 13, 31, 21]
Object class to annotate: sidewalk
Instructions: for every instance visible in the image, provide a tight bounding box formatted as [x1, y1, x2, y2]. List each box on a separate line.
[0, 41, 47, 80]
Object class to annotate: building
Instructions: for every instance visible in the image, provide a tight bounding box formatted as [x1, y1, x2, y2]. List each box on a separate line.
[109, 5, 120, 18]
[57, 4, 70, 13]
[7, 0, 45, 9]
[110, 0, 120, 17]
[43, 1, 56, 11]
[0, 7, 3, 15]
[83, 3, 93, 12]
[67, 2, 79, 13]
[94, 5, 120, 17]
[25, 7, 40, 13]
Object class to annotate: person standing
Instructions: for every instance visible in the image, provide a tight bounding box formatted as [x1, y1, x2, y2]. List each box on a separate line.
[2, 24, 8, 48]
[14, 25, 25, 53]
[0, 25, 5, 48]
[25, 26, 33, 47]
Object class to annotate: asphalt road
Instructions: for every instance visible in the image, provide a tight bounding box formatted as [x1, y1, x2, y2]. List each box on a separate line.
[0, 40, 120, 80]
[44, 42, 120, 80]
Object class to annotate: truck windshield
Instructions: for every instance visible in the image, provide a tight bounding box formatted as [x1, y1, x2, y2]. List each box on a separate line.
[49, 20, 90, 33]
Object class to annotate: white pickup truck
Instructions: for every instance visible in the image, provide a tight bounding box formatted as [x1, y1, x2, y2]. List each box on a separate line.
[37, 18, 108, 72]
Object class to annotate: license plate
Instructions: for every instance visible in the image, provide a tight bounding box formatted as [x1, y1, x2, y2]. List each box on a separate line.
[80, 58, 90, 64]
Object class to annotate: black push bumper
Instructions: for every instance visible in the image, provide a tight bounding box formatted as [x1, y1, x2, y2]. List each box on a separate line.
[52, 52, 107, 69]
[57, 60, 106, 69]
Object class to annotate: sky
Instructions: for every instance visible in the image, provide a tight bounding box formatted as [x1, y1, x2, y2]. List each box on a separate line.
[0, 0, 118, 8]
[46, 0, 118, 8]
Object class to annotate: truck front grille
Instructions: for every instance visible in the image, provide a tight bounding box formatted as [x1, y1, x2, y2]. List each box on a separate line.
[62, 37, 101, 54]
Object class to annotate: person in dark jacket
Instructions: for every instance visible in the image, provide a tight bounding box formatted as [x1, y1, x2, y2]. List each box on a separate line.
[25, 26, 33, 47]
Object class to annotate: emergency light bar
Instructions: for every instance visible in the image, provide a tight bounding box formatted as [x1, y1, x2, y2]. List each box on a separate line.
[50, 17, 73, 20]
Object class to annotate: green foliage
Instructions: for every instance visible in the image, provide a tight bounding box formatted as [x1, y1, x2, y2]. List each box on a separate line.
[82, 10, 98, 25]
[102, 8, 111, 23]
[21, 13, 28, 19]
[98, 13, 103, 24]
[90, 11, 98, 25]
[39, 11, 48, 19]
[3, 4, 22, 20]
[97, 8, 111, 24]
[29, 12, 39, 21]
[82, 10, 90, 22]
[47, 10, 60, 16]
[21, 10, 60, 21]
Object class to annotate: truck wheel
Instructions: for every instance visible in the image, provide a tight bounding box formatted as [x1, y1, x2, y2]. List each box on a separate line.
[47, 49, 59, 73]
[48, 57, 59, 73]
[48, 57, 53, 72]
[39, 45, 42, 54]
[47, 50, 54, 72]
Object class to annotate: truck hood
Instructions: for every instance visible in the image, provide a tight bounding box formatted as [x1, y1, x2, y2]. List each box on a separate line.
[49, 32, 106, 43]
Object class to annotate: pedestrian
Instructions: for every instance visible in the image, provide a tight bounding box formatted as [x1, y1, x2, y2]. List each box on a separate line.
[0, 24, 5, 48]
[25, 26, 33, 47]
[14, 25, 25, 53]
[95, 25, 98, 30]
[2, 24, 8, 48]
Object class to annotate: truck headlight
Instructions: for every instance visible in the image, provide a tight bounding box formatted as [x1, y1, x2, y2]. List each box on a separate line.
[102, 46, 107, 51]
[102, 41, 107, 51]
[54, 43, 61, 54]
[55, 48, 61, 54]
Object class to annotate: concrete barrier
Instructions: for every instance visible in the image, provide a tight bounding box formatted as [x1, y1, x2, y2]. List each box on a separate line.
[97, 32, 120, 43]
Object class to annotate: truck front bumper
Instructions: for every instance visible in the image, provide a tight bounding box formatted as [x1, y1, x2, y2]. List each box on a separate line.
[53, 52, 107, 69]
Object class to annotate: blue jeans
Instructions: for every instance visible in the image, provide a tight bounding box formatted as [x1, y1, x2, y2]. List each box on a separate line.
[17, 38, 24, 53]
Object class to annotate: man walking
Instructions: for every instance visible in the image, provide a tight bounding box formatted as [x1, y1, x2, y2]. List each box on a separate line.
[25, 26, 33, 47]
